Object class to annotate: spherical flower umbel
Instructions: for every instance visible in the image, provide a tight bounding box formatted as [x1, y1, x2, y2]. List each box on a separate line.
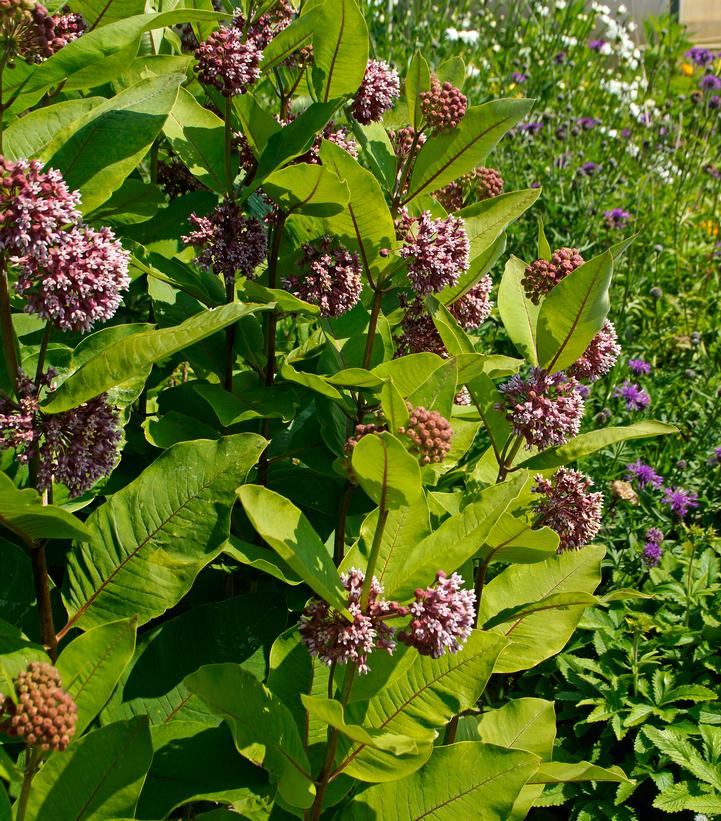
[50, 10, 85, 46]
[0, 157, 81, 259]
[298, 568, 407, 674]
[522, 247, 585, 304]
[449, 275, 493, 329]
[397, 571, 475, 658]
[0, 0, 72, 64]
[194, 26, 262, 96]
[390, 127, 427, 160]
[420, 76, 467, 131]
[498, 368, 585, 450]
[398, 405, 453, 464]
[533, 468, 603, 551]
[474, 167, 504, 200]
[352, 59, 400, 124]
[398, 209, 470, 295]
[183, 200, 267, 285]
[396, 296, 447, 357]
[283, 236, 361, 317]
[434, 180, 464, 212]
[343, 421, 387, 454]
[567, 320, 621, 382]
[15, 224, 130, 333]
[0, 662, 77, 751]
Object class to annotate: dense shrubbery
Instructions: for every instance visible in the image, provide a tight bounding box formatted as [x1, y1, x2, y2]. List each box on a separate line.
[0, 0, 717, 819]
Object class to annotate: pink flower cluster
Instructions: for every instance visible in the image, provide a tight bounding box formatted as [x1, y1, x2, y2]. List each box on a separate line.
[352, 59, 400, 124]
[283, 236, 361, 317]
[0, 662, 77, 751]
[343, 421, 387, 454]
[450, 276, 493, 329]
[474, 166, 504, 200]
[396, 296, 446, 357]
[498, 368, 585, 450]
[398, 209, 470, 295]
[567, 319, 621, 382]
[522, 247, 585, 304]
[420, 76, 467, 130]
[194, 27, 262, 97]
[533, 467, 603, 551]
[398, 405, 453, 464]
[398, 571, 475, 658]
[0, 0, 84, 65]
[183, 200, 267, 285]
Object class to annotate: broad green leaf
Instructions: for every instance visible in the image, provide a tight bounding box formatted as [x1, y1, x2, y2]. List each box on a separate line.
[130, 243, 226, 307]
[0, 783, 10, 821]
[57, 618, 137, 736]
[483, 591, 601, 629]
[44, 73, 184, 213]
[388, 472, 527, 599]
[310, 0, 369, 102]
[301, 696, 418, 754]
[373, 353, 445, 398]
[427, 297, 475, 356]
[22, 717, 153, 820]
[350, 121, 397, 191]
[528, 761, 630, 784]
[68, 0, 145, 28]
[498, 255, 539, 365]
[536, 251, 613, 373]
[351, 431, 423, 509]
[459, 189, 541, 260]
[405, 51, 431, 132]
[339, 630, 507, 782]
[479, 546, 604, 673]
[320, 140, 396, 273]
[162, 87, 227, 195]
[0, 537, 34, 625]
[437, 56, 465, 89]
[43, 302, 268, 413]
[186, 664, 315, 809]
[340, 742, 539, 820]
[407, 356, 458, 418]
[261, 163, 349, 216]
[101, 594, 284, 726]
[405, 99, 533, 203]
[476, 698, 556, 760]
[194, 382, 297, 425]
[62, 434, 265, 632]
[233, 93, 281, 158]
[138, 722, 272, 819]
[325, 368, 384, 389]
[517, 421, 679, 469]
[89, 179, 165, 225]
[223, 536, 302, 586]
[237, 485, 348, 612]
[260, 4, 317, 71]
[380, 379, 410, 431]
[483, 512, 559, 564]
[3, 98, 104, 160]
[0, 473, 90, 543]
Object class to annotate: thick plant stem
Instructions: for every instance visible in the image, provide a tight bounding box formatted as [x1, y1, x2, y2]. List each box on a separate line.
[310, 666, 355, 821]
[0, 262, 19, 387]
[361, 287, 383, 371]
[30, 544, 57, 661]
[16, 748, 42, 821]
[224, 278, 235, 392]
[497, 435, 523, 482]
[224, 96, 234, 195]
[34, 325, 51, 385]
[360, 486, 389, 610]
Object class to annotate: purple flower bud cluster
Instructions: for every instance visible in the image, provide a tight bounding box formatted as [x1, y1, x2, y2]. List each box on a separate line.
[628, 358, 651, 375]
[0, 371, 121, 496]
[498, 368, 585, 450]
[420, 76, 467, 131]
[50, 10, 85, 45]
[0, 0, 81, 65]
[231, 1, 293, 50]
[474, 166, 504, 200]
[398, 209, 470, 295]
[343, 422, 387, 454]
[15, 225, 130, 333]
[183, 200, 267, 285]
[603, 208, 632, 229]
[390, 127, 427, 160]
[283, 236, 361, 317]
[299, 568, 407, 674]
[434, 180, 464, 212]
[0, 662, 77, 751]
[156, 157, 206, 199]
[613, 381, 650, 411]
[194, 26, 262, 97]
[398, 571, 475, 658]
[398, 405, 453, 464]
[661, 487, 699, 518]
[449, 275, 493, 329]
[533, 467, 603, 551]
[642, 528, 664, 567]
[567, 320, 621, 382]
[625, 459, 664, 490]
[396, 296, 447, 357]
[0, 157, 81, 258]
[521, 247, 585, 304]
[352, 59, 400, 125]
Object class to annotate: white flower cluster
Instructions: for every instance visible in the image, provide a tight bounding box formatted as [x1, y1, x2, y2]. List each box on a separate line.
[445, 27, 480, 44]
[592, 1, 641, 69]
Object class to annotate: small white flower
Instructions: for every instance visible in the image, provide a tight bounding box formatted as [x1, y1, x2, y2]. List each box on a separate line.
[445, 26, 460, 42]
[618, 3, 627, 12]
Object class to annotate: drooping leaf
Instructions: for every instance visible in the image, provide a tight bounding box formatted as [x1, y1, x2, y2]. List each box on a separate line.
[351, 431, 423, 510]
[497, 255, 539, 365]
[261, 163, 350, 216]
[528, 761, 630, 784]
[186, 664, 315, 809]
[476, 698, 556, 761]
[223, 536, 302, 586]
[62, 434, 265, 632]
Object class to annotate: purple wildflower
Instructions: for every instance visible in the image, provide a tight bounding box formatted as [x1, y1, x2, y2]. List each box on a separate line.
[707, 446, 721, 466]
[628, 359, 651, 375]
[709, 95, 721, 110]
[577, 117, 600, 130]
[567, 319, 621, 382]
[194, 26, 262, 96]
[588, 38, 607, 52]
[661, 487, 699, 518]
[613, 381, 650, 411]
[398, 571, 475, 658]
[283, 236, 361, 317]
[625, 459, 663, 490]
[533, 468, 603, 551]
[578, 161, 600, 177]
[554, 51, 566, 64]
[511, 71, 527, 83]
[603, 208, 631, 229]
[642, 540, 662, 567]
[700, 74, 721, 91]
[352, 59, 400, 124]
[497, 368, 585, 450]
[183, 200, 267, 285]
[15, 225, 130, 333]
[298, 568, 406, 674]
[686, 46, 714, 67]
[518, 121, 544, 133]
[398, 209, 470, 295]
